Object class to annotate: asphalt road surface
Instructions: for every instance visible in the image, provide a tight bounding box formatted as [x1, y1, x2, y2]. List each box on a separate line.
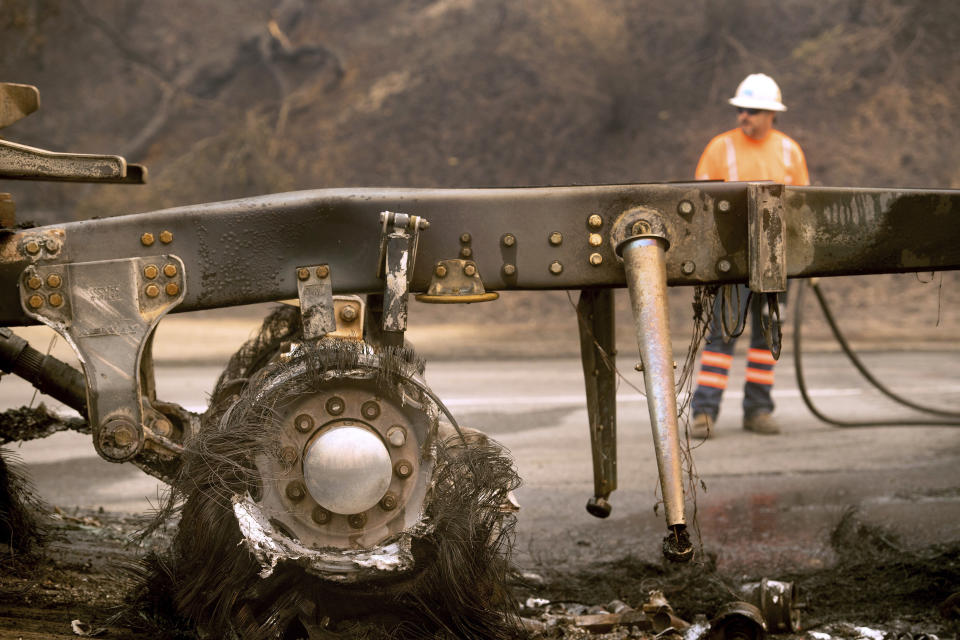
[4, 348, 959, 574]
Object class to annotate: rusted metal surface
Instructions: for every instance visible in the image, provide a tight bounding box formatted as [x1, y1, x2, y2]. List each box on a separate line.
[0, 138, 146, 184]
[0, 83, 39, 129]
[416, 258, 499, 303]
[711, 601, 767, 640]
[620, 235, 691, 560]
[296, 263, 335, 339]
[576, 287, 617, 518]
[741, 578, 802, 633]
[1, 184, 954, 327]
[748, 182, 787, 293]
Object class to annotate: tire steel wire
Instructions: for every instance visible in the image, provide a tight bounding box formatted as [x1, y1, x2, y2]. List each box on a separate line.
[793, 279, 960, 427]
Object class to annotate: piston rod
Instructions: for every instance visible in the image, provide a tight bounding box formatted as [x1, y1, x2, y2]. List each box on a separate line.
[621, 236, 692, 561]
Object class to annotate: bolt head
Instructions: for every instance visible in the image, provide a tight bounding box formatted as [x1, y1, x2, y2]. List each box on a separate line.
[717, 259, 732, 273]
[159, 230, 173, 244]
[386, 425, 407, 447]
[549, 261, 563, 275]
[588, 233, 603, 247]
[24, 240, 40, 254]
[280, 446, 298, 465]
[589, 253, 603, 266]
[163, 264, 178, 277]
[435, 264, 448, 278]
[348, 513, 368, 529]
[316, 265, 329, 279]
[502, 234, 516, 247]
[26, 275, 42, 290]
[45, 238, 60, 252]
[394, 459, 413, 478]
[632, 220, 652, 235]
[153, 418, 173, 437]
[549, 231, 563, 246]
[681, 261, 696, 275]
[143, 265, 159, 279]
[464, 263, 477, 277]
[27, 294, 43, 309]
[297, 267, 310, 281]
[112, 424, 136, 447]
[502, 263, 516, 276]
[678, 200, 694, 215]
[460, 232, 472, 244]
[339, 305, 358, 322]
[718, 200, 731, 213]
[295, 413, 315, 432]
[140, 232, 155, 246]
[312, 506, 332, 524]
[49, 293, 64, 307]
[46, 273, 62, 288]
[145, 284, 160, 298]
[588, 214, 603, 229]
[325, 396, 345, 416]
[460, 246, 473, 258]
[165, 282, 180, 296]
[380, 492, 398, 510]
[361, 401, 381, 420]
[285, 481, 306, 501]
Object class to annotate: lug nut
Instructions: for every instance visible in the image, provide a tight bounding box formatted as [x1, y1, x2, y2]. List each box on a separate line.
[165, 283, 180, 296]
[380, 492, 398, 511]
[435, 264, 448, 278]
[502, 233, 516, 247]
[297, 267, 310, 281]
[549, 261, 563, 275]
[681, 261, 696, 275]
[386, 425, 406, 447]
[163, 264, 177, 277]
[280, 446, 298, 465]
[316, 265, 329, 278]
[589, 253, 603, 266]
[159, 230, 173, 244]
[502, 263, 516, 276]
[394, 459, 413, 478]
[285, 481, 306, 501]
[28, 294, 43, 309]
[464, 263, 477, 277]
[678, 200, 694, 215]
[718, 200, 731, 213]
[549, 231, 563, 246]
[312, 506, 332, 524]
[588, 214, 603, 229]
[143, 265, 159, 279]
[145, 284, 160, 298]
[49, 293, 64, 307]
[24, 240, 40, 255]
[361, 401, 381, 420]
[46, 273, 62, 288]
[26, 275, 42, 290]
[141, 232, 155, 246]
[348, 513, 368, 529]
[717, 259, 732, 273]
[460, 232, 471, 244]
[325, 396, 345, 416]
[339, 305, 358, 322]
[294, 413, 315, 432]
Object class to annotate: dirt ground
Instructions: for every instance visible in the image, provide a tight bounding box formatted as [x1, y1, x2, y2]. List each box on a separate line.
[1, 506, 957, 639]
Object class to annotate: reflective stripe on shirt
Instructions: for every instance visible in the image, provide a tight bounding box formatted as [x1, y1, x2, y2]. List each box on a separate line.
[724, 136, 739, 181]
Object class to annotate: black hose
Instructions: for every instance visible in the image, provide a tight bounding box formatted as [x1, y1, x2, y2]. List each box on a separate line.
[793, 279, 960, 427]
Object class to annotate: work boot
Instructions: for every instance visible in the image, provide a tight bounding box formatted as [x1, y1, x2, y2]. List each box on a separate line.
[743, 412, 781, 435]
[690, 414, 714, 439]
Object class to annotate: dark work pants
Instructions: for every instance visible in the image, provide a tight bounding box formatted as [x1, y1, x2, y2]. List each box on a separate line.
[691, 286, 779, 420]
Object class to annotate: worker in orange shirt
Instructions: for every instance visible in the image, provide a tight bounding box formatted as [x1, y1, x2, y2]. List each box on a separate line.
[691, 73, 810, 438]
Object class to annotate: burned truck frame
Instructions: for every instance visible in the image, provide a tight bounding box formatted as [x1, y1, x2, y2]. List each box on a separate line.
[1, 83, 958, 636]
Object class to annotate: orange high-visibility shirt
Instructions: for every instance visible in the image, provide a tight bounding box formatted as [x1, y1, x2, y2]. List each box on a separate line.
[695, 128, 809, 185]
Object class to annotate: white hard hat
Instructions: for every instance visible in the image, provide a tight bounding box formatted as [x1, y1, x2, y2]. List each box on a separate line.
[728, 73, 787, 112]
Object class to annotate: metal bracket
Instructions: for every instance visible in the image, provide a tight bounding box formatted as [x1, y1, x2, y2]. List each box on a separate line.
[0, 83, 40, 129]
[377, 211, 429, 332]
[0, 138, 147, 184]
[296, 264, 335, 340]
[20, 256, 185, 462]
[415, 259, 499, 303]
[747, 182, 787, 293]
